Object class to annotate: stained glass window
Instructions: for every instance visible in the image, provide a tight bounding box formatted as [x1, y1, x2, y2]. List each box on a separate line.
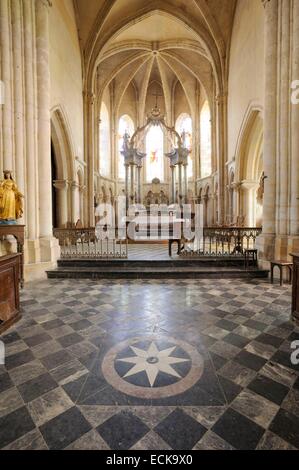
[146, 125, 164, 182]
[176, 113, 193, 178]
[118, 115, 135, 180]
[200, 101, 212, 178]
[99, 102, 111, 177]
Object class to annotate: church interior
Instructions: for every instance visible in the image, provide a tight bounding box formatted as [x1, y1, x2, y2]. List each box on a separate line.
[0, 0, 299, 452]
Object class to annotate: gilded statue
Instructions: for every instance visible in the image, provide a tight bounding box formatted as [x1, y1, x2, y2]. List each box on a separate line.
[0, 170, 24, 224]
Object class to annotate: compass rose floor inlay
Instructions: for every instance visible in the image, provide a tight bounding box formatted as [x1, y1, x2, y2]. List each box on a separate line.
[0, 278, 299, 450]
[102, 336, 204, 399]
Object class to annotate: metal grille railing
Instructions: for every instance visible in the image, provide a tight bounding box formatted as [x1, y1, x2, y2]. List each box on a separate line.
[180, 227, 262, 257]
[53, 227, 128, 259]
[53, 226, 262, 259]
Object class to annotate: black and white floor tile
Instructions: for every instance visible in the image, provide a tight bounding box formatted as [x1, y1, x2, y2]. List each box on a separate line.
[0, 278, 298, 450]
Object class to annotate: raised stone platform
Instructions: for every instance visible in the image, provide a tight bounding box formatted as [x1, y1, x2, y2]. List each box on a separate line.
[47, 258, 269, 280]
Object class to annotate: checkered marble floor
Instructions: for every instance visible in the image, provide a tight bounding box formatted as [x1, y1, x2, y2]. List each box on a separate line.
[0, 278, 299, 450]
[128, 243, 174, 260]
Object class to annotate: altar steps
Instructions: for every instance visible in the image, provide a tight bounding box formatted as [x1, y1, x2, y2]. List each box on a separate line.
[47, 258, 269, 280]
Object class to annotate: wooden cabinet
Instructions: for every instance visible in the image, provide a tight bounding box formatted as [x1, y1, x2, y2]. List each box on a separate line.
[0, 253, 21, 334]
[291, 253, 299, 326]
[0, 225, 25, 287]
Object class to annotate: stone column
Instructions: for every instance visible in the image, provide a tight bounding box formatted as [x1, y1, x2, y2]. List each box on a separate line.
[79, 184, 86, 224]
[137, 165, 142, 204]
[36, 0, 52, 238]
[23, 0, 37, 241]
[290, 0, 299, 236]
[231, 182, 241, 223]
[53, 180, 68, 228]
[258, 0, 278, 259]
[178, 163, 183, 203]
[70, 181, 80, 226]
[183, 164, 188, 203]
[215, 93, 227, 225]
[11, 0, 25, 197]
[125, 164, 129, 209]
[130, 163, 135, 204]
[0, 0, 13, 172]
[202, 195, 208, 227]
[85, 91, 95, 226]
[170, 165, 176, 204]
[278, 0, 290, 236]
[241, 181, 259, 227]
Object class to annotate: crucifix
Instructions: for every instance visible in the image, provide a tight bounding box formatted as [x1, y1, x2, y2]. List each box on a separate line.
[152, 86, 163, 108]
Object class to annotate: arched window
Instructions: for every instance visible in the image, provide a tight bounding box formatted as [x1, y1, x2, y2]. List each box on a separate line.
[118, 115, 135, 180]
[200, 101, 212, 178]
[176, 113, 193, 178]
[99, 102, 111, 177]
[146, 125, 164, 182]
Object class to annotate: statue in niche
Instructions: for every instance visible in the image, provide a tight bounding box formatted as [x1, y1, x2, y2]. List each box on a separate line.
[0, 171, 23, 225]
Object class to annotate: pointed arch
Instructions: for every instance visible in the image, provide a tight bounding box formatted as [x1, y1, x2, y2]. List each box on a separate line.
[50, 106, 75, 180]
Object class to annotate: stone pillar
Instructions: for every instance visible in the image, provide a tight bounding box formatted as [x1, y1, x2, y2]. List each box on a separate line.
[231, 182, 241, 224]
[290, 0, 299, 236]
[79, 184, 86, 224]
[178, 163, 183, 202]
[36, 0, 52, 238]
[258, 0, 278, 259]
[170, 165, 176, 204]
[215, 93, 227, 225]
[137, 165, 142, 204]
[241, 181, 259, 227]
[23, 0, 37, 241]
[53, 180, 68, 228]
[183, 164, 188, 203]
[278, 0, 290, 236]
[11, 0, 25, 198]
[0, 0, 13, 172]
[125, 164, 129, 209]
[70, 181, 80, 226]
[130, 163, 135, 204]
[36, 0, 60, 263]
[202, 195, 208, 227]
[85, 91, 95, 226]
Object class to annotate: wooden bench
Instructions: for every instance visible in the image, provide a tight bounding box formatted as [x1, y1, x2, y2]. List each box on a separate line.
[270, 260, 293, 286]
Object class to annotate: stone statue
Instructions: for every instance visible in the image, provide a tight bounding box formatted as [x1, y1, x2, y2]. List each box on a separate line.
[0, 171, 24, 224]
[122, 131, 131, 152]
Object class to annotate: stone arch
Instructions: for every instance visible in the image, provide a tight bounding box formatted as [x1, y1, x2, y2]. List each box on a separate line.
[235, 104, 264, 226]
[50, 106, 75, 227]
[51, 106, 74, 181]
[235, 105, 263, 182]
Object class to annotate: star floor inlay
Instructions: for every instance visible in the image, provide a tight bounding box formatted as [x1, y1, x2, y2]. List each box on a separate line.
[1, 278, 299, 450]
[102, 336, 204, 399]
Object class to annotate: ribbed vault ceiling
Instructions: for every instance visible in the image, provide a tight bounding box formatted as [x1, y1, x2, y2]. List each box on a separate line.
[73, 0, 237, 121]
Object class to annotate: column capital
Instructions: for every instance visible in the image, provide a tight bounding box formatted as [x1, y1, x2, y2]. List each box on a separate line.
[261, 0, 271, 8]
[68, 180, 79, 191]
[240, 180, 259, 191]
[53, 179, 67, 190]
[37, 0, 53, 9]
[215, 92, 228, 104]
[83, 90, 95, 106]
